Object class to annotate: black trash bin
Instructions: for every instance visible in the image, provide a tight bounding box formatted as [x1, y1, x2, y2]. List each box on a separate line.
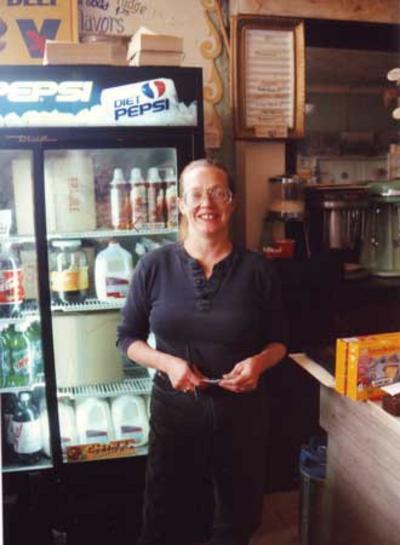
[299, 438, 327, 545]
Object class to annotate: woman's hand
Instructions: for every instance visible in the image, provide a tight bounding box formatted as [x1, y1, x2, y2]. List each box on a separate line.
[218, 357, 263, 393]
[164, 356, 202, 392]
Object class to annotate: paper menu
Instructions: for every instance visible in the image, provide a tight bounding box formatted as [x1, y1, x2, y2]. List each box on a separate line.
[244, 28, 295, 132]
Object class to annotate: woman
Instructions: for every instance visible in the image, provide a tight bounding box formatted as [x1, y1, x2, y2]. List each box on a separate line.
[117, 159, 287, 545]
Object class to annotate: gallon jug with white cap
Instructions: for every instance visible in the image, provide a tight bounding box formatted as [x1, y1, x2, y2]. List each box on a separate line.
[94, 241, 133, 302]
[76, 397, 114, 445]
[111, 394, 149, 446]
[58, 400, 78, 454]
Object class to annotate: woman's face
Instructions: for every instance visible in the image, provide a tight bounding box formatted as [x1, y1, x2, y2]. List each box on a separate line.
[179, 165, 235, 239]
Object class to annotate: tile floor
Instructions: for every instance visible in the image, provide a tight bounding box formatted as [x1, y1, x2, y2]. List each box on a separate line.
[250, 491, 299, 545]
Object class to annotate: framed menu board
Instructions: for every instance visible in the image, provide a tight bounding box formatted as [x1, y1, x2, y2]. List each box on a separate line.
[231, 15, 305, 139]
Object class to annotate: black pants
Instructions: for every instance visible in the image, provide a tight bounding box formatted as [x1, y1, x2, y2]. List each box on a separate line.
[137, 375, 269, 545]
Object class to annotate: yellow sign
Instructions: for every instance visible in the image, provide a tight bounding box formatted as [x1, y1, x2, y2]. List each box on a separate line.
[0, 0, 78, 65]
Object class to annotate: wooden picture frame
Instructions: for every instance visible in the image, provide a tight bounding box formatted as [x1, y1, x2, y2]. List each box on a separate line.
[231, 15, 305, 140]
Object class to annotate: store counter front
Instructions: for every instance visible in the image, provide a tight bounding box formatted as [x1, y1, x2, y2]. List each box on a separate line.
[290, 353, 400, 545]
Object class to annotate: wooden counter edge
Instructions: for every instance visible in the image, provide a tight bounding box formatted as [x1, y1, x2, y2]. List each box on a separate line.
[289, 352, 335, 388]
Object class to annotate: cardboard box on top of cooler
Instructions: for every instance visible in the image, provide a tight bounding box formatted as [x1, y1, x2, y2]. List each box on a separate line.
[0, 1, 78, 65]
[335, 332, 400, 401]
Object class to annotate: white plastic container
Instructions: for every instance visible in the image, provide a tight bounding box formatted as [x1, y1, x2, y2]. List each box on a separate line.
[44, 150, 96, 233]
[76, 397, 114, 445]
[94, 241, 133, 302]
[58, 400, 78, 454]
[111, 394, 149, 446]
[39, 402, 50, 457]
[53, 313, 123, 387]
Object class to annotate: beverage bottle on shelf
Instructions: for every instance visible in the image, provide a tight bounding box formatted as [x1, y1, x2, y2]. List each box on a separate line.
[129, 167, 148, 230]
[1, 324, 15, 387]
[94, 241, 133, 302]
[0, 325, 10, 387]
[2, 393, 17, 463]
[0, 241, 25, 318]
[147, 167, 165, 226]
[10, 323, 34, 387]
[50, 240, 88, 305]
[12, 391, 43, 465]
[164, 167, 179, 229]
[110, 168, 131, 230]
[26, 320, 44, 382]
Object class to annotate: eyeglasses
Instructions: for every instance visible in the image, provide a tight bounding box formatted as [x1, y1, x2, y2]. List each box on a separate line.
[182, 187, 233, 208]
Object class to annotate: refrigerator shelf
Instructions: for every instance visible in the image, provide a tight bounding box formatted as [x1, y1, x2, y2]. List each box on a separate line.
[0, 381, 45, 394]
[7, 227, 177, 245]
[47, 227, 177, 240]
[57, 377, 153, 398]
[2, 460, 52, 473]
[51, 298, 124, 313]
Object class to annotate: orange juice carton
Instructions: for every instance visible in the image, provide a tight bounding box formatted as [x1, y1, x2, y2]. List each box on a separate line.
[340, 332, 400, 401]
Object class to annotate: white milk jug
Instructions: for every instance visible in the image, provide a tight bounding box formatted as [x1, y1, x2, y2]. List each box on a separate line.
[94, 241, 133, 301]
[76, 397, 114, 445]
[111, 394, 149, 447]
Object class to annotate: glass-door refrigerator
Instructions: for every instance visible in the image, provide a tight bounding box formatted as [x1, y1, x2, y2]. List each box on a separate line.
[0, 65, 204, 545]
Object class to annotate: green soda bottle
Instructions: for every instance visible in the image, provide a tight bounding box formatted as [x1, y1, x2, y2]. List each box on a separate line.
[10, 323, 34, 387]
[27, 320, 44, 382]
[0, 325, 12, 387]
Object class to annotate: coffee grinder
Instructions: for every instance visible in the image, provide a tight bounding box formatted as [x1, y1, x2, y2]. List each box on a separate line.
[260, 175, 308, 259]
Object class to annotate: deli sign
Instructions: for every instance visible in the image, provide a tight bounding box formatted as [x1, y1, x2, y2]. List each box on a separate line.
[0, 1, 78, 64]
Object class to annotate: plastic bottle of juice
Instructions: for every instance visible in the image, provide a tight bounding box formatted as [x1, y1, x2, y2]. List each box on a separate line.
[12, 391, 43, 465]
[94, 241, 133, 302]
[110, 168, 131, 230]
[129, 168, 148, 230]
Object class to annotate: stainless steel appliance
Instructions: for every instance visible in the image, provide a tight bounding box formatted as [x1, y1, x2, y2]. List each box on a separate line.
[305, 185, 368, 266]
[360, 181, 400, 276]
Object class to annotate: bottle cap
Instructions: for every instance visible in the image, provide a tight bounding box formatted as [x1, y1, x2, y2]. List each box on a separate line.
[129, 168, 143, 183]
[111, 168, 126, 184]
[52, 240, 82, 249]
[20, 392, 30, 403]
[147, 167, 161, 183]
[164, 167, 176, 182]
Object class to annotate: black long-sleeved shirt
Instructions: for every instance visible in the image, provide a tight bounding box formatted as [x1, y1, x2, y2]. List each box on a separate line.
[117, 242, 287, 379]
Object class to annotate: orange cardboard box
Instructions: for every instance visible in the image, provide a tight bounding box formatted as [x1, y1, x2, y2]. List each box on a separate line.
[335, 332, 400, 401]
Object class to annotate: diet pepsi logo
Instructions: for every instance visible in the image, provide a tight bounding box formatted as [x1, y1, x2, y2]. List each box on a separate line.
[141, 80, 166, 100]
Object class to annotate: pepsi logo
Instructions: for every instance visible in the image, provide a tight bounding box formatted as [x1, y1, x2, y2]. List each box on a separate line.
[141, 80, 166, 99]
